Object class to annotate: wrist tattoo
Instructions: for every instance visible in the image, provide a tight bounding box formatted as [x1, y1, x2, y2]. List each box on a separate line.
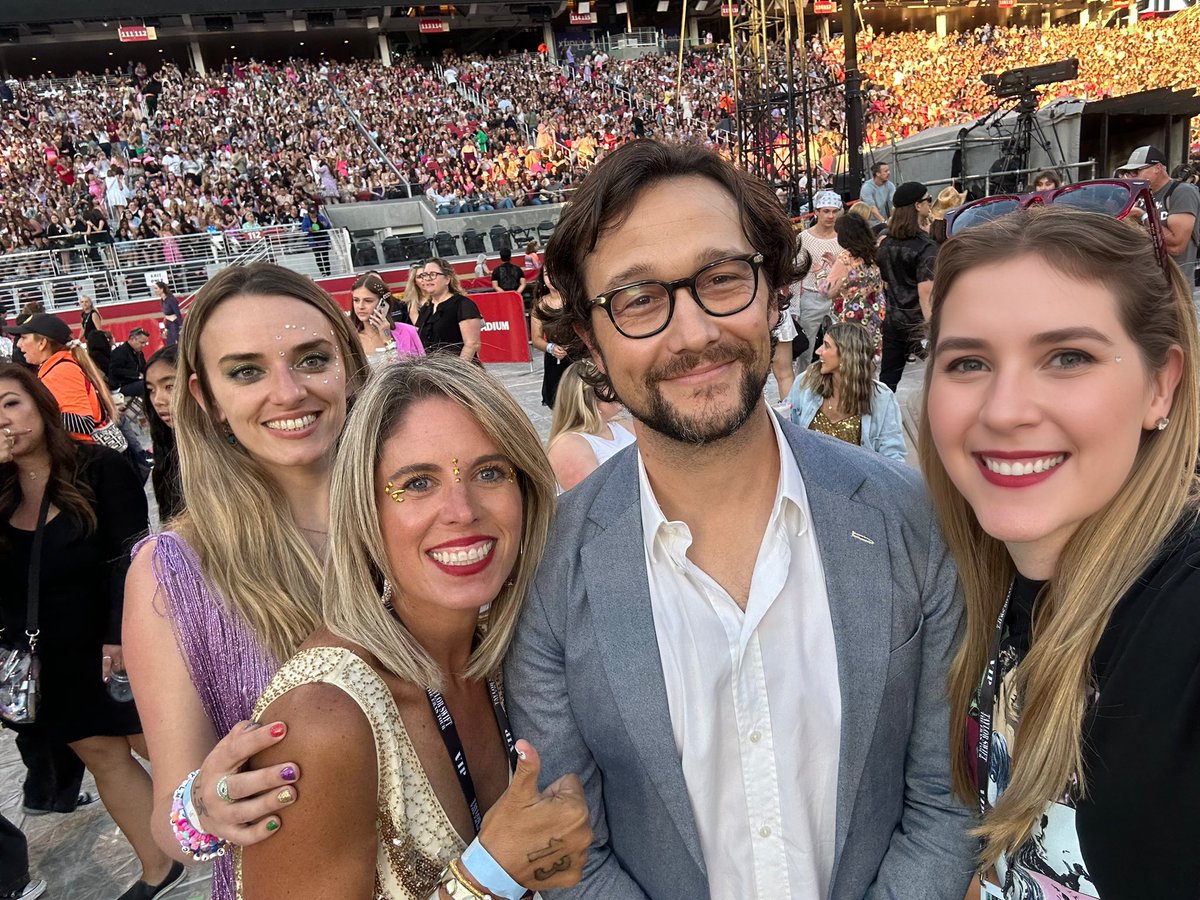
[194, 786, 210, 820]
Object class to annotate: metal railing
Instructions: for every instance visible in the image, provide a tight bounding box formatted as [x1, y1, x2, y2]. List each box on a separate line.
[0, 224, 354, 314]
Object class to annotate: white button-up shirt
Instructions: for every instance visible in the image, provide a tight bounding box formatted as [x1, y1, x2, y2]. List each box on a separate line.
[638, 413, 842, 900]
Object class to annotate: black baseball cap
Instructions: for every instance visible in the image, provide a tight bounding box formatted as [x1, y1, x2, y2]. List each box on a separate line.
[1117, 146, 1168, 172]
[129, 327, 150, 339]
[5, 313, 71, 345]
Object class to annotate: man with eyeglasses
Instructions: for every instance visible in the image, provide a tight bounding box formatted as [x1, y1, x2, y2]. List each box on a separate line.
[1117, 146, 1199, 297]
[505, 141, 973, 900]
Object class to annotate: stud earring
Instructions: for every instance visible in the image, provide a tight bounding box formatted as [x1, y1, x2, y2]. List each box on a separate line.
[1157, 416, 1170, 431]
[385, 481, 405, 502]
[380, 580, 394, 611]
[452, 458, 461, 483]
[223, 425, 238, 446]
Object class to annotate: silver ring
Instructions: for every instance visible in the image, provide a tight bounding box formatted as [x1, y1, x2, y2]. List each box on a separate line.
[102, 655, 112, 660]
[215, 775, 235, 804]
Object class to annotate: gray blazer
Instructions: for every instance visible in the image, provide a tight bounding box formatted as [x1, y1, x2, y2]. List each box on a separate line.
[505, 418, 976, 900]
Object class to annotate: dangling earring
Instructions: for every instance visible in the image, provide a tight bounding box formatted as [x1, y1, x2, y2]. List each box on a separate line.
[381, 580, 394, 612]
[1157, 416, 1170, 431]
[223, 425, 238, 446]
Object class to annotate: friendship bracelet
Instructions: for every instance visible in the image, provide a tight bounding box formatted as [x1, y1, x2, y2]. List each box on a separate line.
[171, 770, 229, 861]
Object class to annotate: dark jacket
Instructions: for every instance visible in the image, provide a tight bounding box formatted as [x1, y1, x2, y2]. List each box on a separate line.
[109, 342, 146, 388]
[876, 232, 938, 328]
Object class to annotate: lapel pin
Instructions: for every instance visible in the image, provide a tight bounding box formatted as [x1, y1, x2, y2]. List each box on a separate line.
[851, 531, 875, 545]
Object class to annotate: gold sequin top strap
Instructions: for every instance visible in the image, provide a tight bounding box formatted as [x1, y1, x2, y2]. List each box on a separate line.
[809, 407, 863, 448]
[234, 646, 466, 899]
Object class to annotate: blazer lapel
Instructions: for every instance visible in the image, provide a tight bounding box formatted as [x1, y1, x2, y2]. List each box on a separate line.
[788, 428, 893, 873]
[579, 456, 708, 876]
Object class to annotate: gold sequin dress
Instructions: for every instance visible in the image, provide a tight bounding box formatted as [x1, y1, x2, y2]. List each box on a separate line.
[234, 646, 466, 899]
[808, 407, 863, 447]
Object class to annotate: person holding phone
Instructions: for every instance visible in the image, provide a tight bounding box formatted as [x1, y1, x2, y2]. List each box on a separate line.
[350, 274, 424, 369]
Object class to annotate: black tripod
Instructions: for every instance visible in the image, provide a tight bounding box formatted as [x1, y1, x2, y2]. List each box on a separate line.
[985, 91, 1063, 194]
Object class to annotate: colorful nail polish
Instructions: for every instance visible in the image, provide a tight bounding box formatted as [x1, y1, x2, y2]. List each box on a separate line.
[280, 766, 297, 781]
[265, 819, 279, 832]
[276, 788, 294, 804]
[269, 723, 286, 738]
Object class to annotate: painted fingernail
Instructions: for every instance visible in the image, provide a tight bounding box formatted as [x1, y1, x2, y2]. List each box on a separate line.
[280, 766, 297, 781]
[276, 788, 294, 804]
[265, 819, 279, 832]
[269, 723, 286, 738]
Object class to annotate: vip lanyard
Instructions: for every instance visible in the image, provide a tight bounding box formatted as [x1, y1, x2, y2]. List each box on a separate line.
[426, 679, 517, 835]
[975, 578, 1017, 819]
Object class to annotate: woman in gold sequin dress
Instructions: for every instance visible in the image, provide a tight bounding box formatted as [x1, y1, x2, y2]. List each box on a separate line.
[787, 321, 908, 462]
[238, 356, 592, 900]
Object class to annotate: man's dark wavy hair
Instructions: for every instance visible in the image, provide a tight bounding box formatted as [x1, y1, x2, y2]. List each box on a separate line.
[538, 140, 806, 401]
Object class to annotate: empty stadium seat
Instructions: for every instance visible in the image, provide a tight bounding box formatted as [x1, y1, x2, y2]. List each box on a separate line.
[382, 236, 407, 264]
[462, 229, 487, 254]
[354, 239, 380, 268]
[537, 220, 556, 243]
[488, 226, 512, 253]
[435, 232, 460, 257]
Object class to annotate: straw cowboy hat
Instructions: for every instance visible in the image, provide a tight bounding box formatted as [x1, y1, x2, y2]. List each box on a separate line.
[929, 186, 968, 221]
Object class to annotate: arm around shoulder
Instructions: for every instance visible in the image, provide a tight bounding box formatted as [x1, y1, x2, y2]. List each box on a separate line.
[239, 683, 378, 900]
[123, 540, 222, 863]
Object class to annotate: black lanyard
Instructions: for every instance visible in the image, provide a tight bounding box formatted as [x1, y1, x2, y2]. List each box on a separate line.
[976, 577, 1016, 819]
[426, 679, 517, 835]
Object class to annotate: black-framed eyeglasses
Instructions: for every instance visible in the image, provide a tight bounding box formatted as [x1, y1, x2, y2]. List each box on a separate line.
[417, 270, 446, 279]
[589, 253, 764, 339]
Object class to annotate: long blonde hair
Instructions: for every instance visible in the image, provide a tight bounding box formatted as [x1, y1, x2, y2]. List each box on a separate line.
[322, 356, 556, 690]
[401, 263, 428, 325]
[797, 321, 875, 417]
[174, 263, 370, 663]
[547, 362, 604, 448]
[918, 208, 1200, 867]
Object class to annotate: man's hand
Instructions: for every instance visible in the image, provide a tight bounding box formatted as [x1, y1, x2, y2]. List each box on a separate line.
[474, 740, 592, 890]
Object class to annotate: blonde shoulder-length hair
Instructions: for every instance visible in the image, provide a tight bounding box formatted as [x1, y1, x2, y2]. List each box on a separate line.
[322, 355, 557, 690]
[547, 362, 604, 448]
[918, 207, 1200, 868]
[797, 321, 874, 417]
[174, 262, 370, 664]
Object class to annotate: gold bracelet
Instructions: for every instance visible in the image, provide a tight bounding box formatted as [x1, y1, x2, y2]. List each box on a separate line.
[440, 857, 494, 900]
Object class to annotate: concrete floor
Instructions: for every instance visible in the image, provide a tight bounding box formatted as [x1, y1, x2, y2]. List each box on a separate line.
[23, 355, 925, 899]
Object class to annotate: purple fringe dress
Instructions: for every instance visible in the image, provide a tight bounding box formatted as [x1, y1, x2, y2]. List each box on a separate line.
[136, 532, 280, 900]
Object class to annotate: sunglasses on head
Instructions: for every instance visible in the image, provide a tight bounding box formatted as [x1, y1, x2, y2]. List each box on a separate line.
[945, 179, 1166, 268]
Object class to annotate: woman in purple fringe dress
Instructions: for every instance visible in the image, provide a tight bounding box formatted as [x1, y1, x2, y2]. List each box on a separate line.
[123, 263, 369, 900]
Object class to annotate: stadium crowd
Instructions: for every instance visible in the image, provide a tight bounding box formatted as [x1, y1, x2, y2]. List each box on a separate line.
[5, 10, 1200, 261]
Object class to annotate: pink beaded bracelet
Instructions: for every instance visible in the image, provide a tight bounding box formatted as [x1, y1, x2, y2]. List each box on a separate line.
[171, 770, 229, 862]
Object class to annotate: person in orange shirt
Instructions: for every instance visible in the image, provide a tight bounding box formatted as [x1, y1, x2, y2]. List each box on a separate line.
[6, 314, 118, 443]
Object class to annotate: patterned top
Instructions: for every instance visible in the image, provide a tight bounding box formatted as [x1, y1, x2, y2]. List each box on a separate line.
[808, 408, 862, 447]
[234, 647, 466, 900]
[821, 255, 887, 359]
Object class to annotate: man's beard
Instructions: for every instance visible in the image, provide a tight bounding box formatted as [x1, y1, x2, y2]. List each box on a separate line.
[608, 339, 771, 446]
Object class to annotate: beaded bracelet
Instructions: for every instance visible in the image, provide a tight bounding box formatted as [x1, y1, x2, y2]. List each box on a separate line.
[171, 769, 229, 861]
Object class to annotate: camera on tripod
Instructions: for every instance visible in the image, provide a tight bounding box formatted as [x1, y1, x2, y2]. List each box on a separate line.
[982, 58, 1080, 101]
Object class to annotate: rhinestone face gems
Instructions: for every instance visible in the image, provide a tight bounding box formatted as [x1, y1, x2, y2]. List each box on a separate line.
[385, 481, 406, 503]
[452, 458, 461, 483]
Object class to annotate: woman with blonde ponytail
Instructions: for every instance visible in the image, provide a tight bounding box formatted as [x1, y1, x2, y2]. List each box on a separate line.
[122, 263, 368, 900]
[920, 206, 1200, 899]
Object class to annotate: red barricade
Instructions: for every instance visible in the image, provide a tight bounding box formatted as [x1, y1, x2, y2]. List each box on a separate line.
[474, 291, 530, 364]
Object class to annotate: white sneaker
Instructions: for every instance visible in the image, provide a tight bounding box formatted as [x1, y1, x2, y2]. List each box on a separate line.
[2, 879, 46, 900]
